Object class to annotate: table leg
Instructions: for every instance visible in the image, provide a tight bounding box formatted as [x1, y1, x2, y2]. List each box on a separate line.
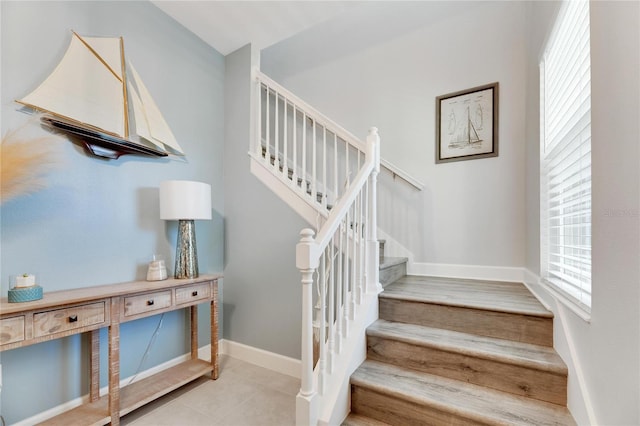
[109, 297, 121, 425]
[211, 281, 219, 379]
[190, 305, 198, 359]
[89, 329, 100, 402]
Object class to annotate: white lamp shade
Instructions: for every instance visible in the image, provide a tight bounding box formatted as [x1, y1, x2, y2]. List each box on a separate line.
[160, 180, 212, 220]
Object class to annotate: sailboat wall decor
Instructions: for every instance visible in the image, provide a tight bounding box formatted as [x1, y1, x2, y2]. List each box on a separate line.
[435, 82, 499, 164]
[16, 31, 185, 160]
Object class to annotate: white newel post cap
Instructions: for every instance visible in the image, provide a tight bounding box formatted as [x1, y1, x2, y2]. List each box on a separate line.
[367, 127, 380, 143]
[296, 229, 320, 271]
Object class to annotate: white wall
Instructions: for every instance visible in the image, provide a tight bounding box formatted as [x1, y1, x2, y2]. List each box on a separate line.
[262, 1, 640, 424]
[0, 2, 224, 423]
[524, 1, 640, 424]
[261, 1, 528, 274]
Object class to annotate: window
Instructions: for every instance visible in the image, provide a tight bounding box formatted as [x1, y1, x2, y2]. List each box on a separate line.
[540, 0, 592, 312]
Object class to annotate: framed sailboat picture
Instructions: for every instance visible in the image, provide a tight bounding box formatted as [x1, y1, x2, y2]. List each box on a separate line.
[435, 82, 499, 163]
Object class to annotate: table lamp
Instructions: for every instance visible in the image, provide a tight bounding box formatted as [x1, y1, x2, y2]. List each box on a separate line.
[160, 180, 212, 279]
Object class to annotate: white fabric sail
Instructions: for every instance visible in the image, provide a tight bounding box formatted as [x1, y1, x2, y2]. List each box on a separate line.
[129, 64, 184, 154]
[18, 33, 125, 137]
[128, 80, 162, 149]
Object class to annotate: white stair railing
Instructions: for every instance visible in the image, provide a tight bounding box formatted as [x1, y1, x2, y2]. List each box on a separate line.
[253, 70, 368, 219]
[296, 128, 380, 426]
[251, 70, 381, 425]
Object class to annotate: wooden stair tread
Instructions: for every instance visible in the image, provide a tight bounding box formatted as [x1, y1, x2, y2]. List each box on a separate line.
[381, 276, 552, 318]
[351, 360, 575, 426]
[342, 413, 392, 426]
[368, 319, 567, 375]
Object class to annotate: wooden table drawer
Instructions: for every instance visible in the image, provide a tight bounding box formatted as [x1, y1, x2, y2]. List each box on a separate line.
[124, 290, 172, 316]
[175, 283, 211, 305]
[34, 302, 105, 338]
[1, 316, 25, 345]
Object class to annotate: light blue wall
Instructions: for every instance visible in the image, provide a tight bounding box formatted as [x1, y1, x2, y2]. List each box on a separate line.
[223, 45, 306, 359]
[0, 2, 224, 423]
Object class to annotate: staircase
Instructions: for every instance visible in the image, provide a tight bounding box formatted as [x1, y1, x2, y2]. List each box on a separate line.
[250, 70, 575, 425]
[344, 260, 576, 425]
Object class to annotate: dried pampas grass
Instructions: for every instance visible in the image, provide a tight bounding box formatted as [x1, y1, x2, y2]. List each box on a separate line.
[1, 118, 64, 204]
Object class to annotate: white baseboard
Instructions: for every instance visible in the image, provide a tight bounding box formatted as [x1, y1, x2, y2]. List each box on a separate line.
[219, 338, 301, 378]
[408, 262, 525, 283]
[522, 268, 553, 311]
[521, 269, 596, 425]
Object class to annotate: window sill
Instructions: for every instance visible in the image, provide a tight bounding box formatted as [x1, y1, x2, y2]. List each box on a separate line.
[539, 278, 591, 323]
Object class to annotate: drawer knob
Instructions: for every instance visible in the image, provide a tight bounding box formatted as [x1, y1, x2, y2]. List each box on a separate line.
[147, 300, 155, 306]
[69, 315, 78, 323]
[192, 291, 198, 297]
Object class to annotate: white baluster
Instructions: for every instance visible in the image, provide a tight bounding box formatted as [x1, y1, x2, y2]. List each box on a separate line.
[328, 237, 335, 372]
[302, 114, 307, 193]
[333, 133, 341, 205]
[292, 107, 298, 186]
[322, 127, 327, 209]
[312, 119, 317, 204]
[319, 249, 327, 394]
[274, 91, 280, 170]
[353, 190, 362, 306]
[283, 98, 288, 179]
[336, 221, 343, 353]
[345, 138, 350, 188]
[265, 87, 270, 162]
[358, 187, 365, 304]
[350, 201, 357, 319]
[364, 179, 371, 293]
[256, 81, 262, 156]
[343, 209, 351, 334]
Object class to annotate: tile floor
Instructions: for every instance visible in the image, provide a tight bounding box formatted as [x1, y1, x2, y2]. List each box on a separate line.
[121, 355, 299, 425]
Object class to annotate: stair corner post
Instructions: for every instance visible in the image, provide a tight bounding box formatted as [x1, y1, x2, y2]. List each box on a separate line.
[296, 228, 320, 426]
[366, 127, 382, 294]
[252, 69, 262, 157]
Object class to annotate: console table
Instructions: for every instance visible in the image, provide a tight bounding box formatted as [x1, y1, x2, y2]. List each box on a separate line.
[0, 274, 221, 425]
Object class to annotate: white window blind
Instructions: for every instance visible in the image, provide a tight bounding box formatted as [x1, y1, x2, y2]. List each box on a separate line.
[540, 0, 592, 310]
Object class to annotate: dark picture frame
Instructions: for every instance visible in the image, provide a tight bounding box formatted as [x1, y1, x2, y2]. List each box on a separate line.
[435, 82, 499, 163]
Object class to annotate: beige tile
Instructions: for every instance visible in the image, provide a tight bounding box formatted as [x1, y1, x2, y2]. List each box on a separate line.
[218, 354, 247, 372]
[217, 385, 296, 426]
[178, 372, 262, 420]
[125, 399, 216, 426]
[226, 362, 301, 396]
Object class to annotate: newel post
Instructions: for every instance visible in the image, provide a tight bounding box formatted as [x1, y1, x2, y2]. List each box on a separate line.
[296, 228, 319, 426]
[366, 127, 382, 294]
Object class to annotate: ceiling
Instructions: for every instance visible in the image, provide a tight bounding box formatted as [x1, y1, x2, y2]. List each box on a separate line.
[151, 1, 354, 56]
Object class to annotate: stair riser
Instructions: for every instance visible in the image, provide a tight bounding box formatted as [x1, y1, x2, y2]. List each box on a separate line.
[351, 386, 491, 426]
[379, 298, 553, 346]
[379, 263, 406, 288]
[367, 336, 567, 405]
